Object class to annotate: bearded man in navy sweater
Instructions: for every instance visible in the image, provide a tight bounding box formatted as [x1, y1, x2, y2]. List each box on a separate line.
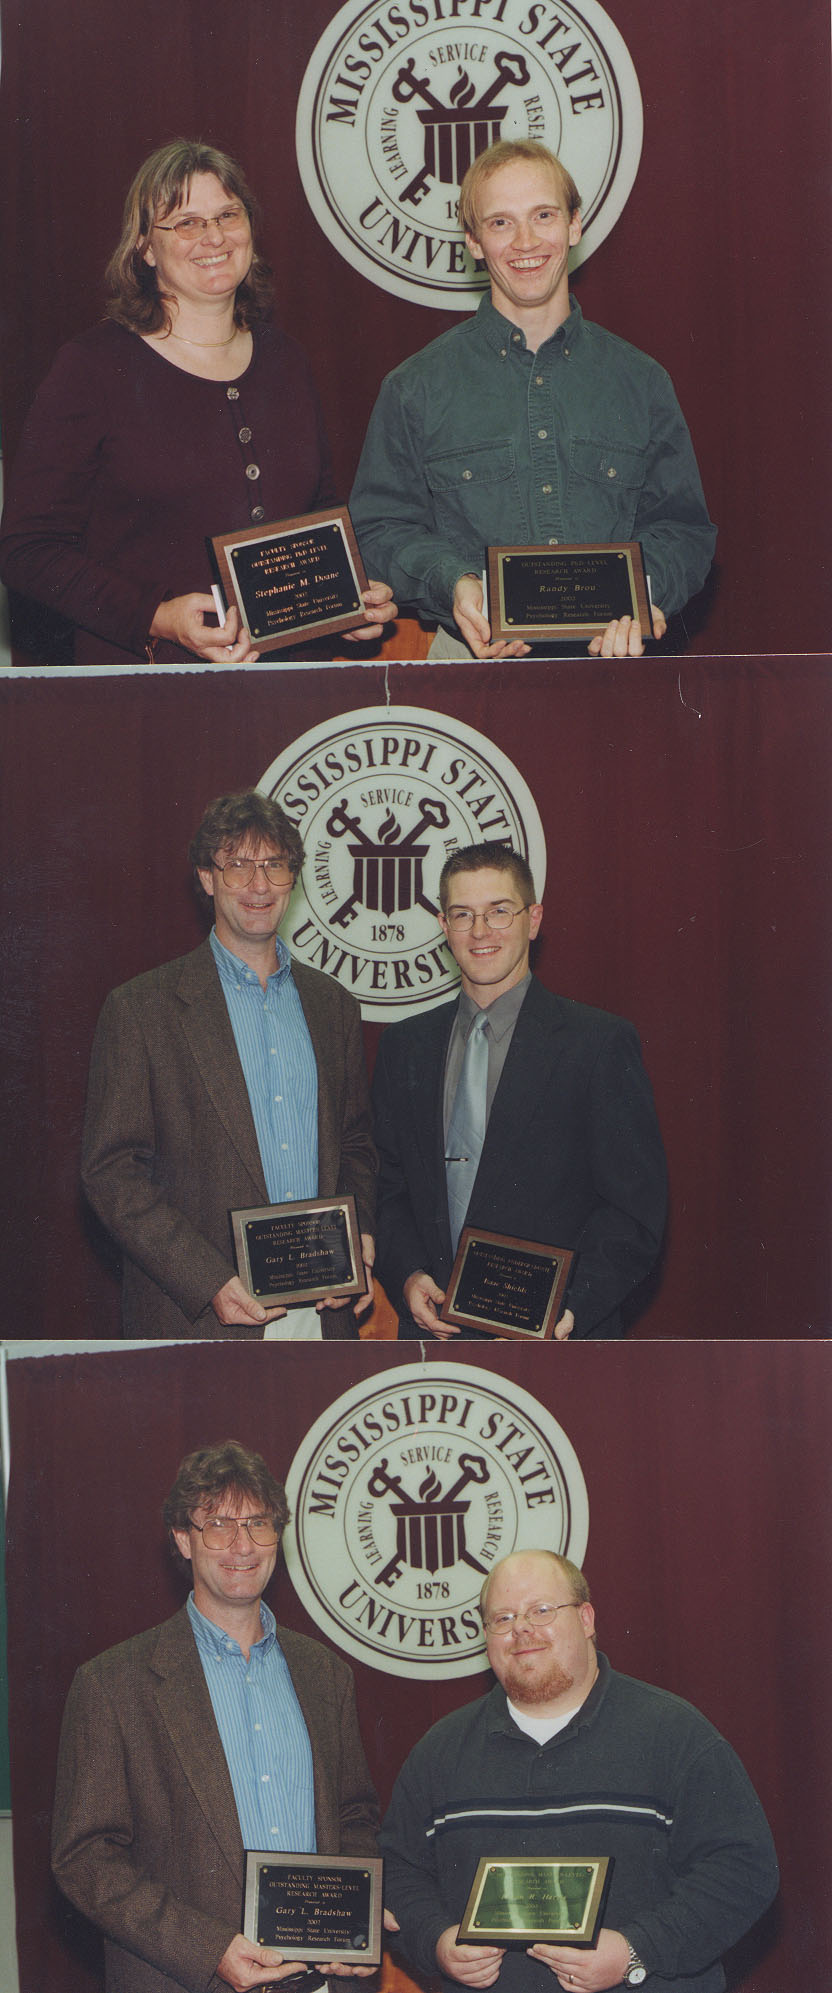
[380, 1550, 777, 1993]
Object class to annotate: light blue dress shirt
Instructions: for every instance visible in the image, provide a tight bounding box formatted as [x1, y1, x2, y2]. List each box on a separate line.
[187, 1594, 316, 1852]
[210, 927, 318, 1201]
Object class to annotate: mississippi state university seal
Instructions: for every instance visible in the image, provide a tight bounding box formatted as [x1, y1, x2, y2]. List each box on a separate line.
[296, 0, 642, 307]
[284, 1362, 589, 1678]
[258, 705, 545, 1021]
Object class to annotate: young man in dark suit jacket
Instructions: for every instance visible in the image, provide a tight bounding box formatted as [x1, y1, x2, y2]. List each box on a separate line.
[372, 842, 667, 1339]
[52, 1440, 381, 1993]
[81, 790, 377, 1339]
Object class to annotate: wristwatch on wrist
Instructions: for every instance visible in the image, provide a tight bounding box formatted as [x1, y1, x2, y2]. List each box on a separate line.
[623, 1946, 648, 1986]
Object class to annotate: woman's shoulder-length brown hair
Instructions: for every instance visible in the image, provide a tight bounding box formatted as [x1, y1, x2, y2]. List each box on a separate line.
[104, 137, 274, 334]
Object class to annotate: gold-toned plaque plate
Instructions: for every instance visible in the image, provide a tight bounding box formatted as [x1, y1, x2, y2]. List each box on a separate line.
[458, 1856, 612, 1948]
[208, 504, 368, 651]
[230, 1195, 365, 1308]
[487, 542, 653, 644]
[243, 1852, 384, 1963]
[439, 1228, 574, 1340]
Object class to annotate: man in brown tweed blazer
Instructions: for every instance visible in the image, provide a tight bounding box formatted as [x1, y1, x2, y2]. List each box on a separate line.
[52, 1440, 381, 1993]
[81, 791, 377, 1339]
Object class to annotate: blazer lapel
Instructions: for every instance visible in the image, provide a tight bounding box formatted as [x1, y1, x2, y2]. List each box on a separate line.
[149, 1610, 244, 1883]
[471, 981, 566, 1212]
[411, 1004, 458, 1256]
[174, 941, 267, 1197]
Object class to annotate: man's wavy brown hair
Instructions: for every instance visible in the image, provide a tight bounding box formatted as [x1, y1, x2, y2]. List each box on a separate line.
[163, 1439, 290, 1572]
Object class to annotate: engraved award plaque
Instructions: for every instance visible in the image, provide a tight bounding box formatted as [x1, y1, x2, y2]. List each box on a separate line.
[230, 1195, 365, 1307]
[243, 1853, 383, 1963]
[458, 1857, 612, 1948]
[209, 505, 368, 651]
[439, 1228, 574, 1340]
[487, 542, 653, 645]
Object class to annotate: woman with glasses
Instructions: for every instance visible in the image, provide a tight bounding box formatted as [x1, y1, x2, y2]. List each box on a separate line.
[0, 138, 394, 663]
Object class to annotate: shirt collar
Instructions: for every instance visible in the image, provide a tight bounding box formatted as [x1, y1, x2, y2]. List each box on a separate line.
[458, 969, 531, 1044]
[210, 924, 292, 989]
[187, 1591, 278, 1660]
[475, 291, 583, 360]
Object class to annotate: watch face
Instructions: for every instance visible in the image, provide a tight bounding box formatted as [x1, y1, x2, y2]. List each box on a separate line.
[626, 1969, 647, 1986]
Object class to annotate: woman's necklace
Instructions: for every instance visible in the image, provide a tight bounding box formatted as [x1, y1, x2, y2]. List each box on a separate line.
[167, 326, 240, 350]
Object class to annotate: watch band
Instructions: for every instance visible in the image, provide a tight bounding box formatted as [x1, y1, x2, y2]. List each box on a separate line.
[623, 1945, 648, 1985]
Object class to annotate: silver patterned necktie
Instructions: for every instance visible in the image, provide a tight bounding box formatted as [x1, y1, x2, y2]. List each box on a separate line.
[445, 1008, 490, 1253]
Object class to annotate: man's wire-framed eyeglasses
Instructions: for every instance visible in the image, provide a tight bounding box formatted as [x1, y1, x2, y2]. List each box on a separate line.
[483, 1601, 581, 1634]
[212, 857, 294, 888]
[444, 902, 531, 933]
[189, 1515, 279, 1549]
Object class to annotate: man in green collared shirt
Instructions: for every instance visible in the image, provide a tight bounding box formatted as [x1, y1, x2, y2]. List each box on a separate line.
[351, 141, 716, 661]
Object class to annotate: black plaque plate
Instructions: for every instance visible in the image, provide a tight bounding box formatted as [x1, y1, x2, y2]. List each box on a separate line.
[487, 542, 653, 644]
[439, 1228, 574, 1340]
[243, 1853, 384, 1963]
[458, 1857, 612, 1948]
[230, 1195, 365, 1307]
[208, 505, 368, 652]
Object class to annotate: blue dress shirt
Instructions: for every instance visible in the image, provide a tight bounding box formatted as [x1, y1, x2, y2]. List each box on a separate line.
[210, 927, 318, 1202]
[187, 1595, 316, 1852]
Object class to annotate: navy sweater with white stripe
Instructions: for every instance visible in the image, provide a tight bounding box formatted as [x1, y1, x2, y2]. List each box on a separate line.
[380, 1656, 777, 1991]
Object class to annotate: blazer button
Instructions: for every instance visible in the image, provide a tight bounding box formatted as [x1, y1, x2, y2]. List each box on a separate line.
[245, 463, 261, 480]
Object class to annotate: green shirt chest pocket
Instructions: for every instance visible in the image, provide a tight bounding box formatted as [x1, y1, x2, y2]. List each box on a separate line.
[567, 438, 648, 540]
[424, 440, 527, 548]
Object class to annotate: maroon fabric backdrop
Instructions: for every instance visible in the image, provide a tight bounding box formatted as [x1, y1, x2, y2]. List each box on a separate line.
[5, 1339, 831, 1991]
[0, 0, 830, 657]
[1, 658, 828, 1342]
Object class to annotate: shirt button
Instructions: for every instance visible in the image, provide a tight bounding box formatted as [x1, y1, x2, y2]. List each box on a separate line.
[226, 386, 240, 401]
[245, 462, 261, 481]
[563, 347, 570, 357]
[238, 425, 252, 443]
[607, 466, 617, 478]
[500, 347, 507, 358]
[254, 1723, 262, 1732]
[512, 332, 522, 343]
[542, 483, 552, 494]
[251, 504, 265, 522]
[261, 1774, 270, 1783]
[462, 469, 473, 481]
[538, 429, 548, 440]
[535, 375, 544, 386]
[548, 537, 559, 545]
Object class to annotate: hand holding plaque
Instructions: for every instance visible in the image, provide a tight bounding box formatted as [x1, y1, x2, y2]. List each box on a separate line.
[230, 1195, 367, 1309]
[439, 1229, 574, 1340]
[487, 543, 653, 648]
[243, 1854, 384, 1966]
[208, 505, 369, 653]
[458, 1858, 612, 1949]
